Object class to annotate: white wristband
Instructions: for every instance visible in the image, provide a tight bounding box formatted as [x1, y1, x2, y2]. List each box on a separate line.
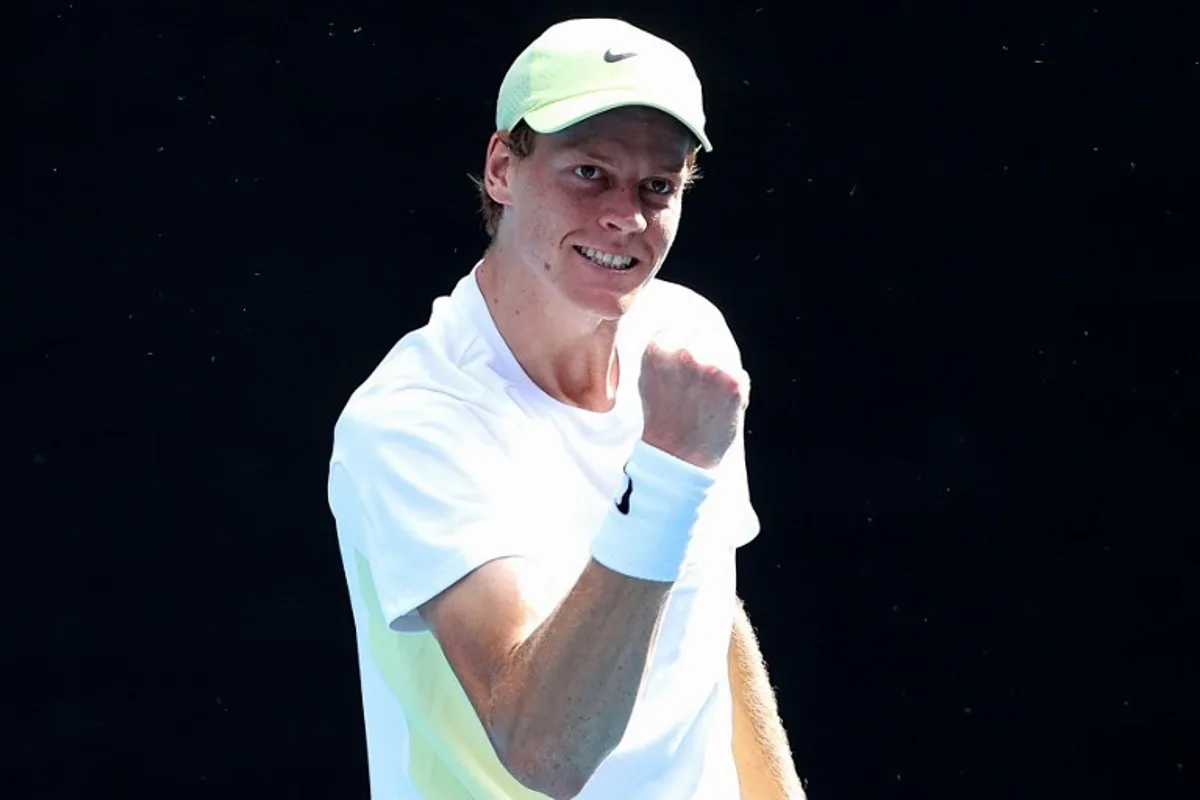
[590, 440, 717, 583]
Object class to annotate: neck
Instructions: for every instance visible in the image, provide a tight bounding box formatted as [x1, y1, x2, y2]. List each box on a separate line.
[476, 246, 620, 413]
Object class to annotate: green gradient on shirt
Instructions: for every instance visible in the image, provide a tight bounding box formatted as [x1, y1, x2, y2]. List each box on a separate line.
[356, 551, 549, 799]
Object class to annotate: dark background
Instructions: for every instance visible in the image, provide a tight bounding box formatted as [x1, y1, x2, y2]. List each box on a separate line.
[12, 1, 1198, 798]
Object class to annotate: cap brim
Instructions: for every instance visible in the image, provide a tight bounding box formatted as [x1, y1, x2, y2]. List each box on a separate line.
[522, 88, 713, 153]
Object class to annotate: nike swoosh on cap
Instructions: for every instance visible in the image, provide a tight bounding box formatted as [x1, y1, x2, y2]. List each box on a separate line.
[603, 49, 638, 62]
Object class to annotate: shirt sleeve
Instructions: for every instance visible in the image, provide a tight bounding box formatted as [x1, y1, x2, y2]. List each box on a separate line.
[691, 297, 761, 549]
[722, 422, 761, 549]
[329, 388, 536, 631]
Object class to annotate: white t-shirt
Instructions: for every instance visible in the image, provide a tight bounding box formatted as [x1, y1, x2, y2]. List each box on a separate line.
[327, 263, 760, 799]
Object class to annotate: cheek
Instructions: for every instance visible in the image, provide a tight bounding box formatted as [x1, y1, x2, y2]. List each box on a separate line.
[510, 191, 551, 243]
[533, 195, 593, 262]
[649, 205, 682, 246]
[523, 203, 562, 251]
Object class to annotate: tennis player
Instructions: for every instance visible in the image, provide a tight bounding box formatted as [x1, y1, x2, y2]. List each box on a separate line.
[327, 18, 804, 799]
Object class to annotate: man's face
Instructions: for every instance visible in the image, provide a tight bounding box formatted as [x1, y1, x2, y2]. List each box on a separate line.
[485, 106, 696, 320]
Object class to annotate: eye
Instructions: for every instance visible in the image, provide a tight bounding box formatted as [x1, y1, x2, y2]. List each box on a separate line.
[645, 177, 675, 196]
[573, 165, 602, 180]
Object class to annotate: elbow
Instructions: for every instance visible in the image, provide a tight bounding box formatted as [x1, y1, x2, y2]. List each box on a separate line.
[485, 683, 605, 798]
[496, 736, 594, 799]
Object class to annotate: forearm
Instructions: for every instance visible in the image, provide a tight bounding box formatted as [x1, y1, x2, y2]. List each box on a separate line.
[488, 559, 672, 796]
[484, 441, 715, 797]
[730, 599, 805, 799]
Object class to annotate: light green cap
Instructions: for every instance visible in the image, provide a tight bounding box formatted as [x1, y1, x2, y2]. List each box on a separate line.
[496, 18, 713, 152]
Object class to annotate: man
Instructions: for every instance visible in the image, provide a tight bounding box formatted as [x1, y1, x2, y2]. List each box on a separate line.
[327, 17, 804, 799]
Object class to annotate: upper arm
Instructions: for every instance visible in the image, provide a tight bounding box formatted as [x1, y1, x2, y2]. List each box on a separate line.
[729, 596, 752, 668]
[417, 555, 558, 726]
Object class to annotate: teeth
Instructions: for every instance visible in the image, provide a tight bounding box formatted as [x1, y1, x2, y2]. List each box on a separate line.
[578, 246, 634, 270]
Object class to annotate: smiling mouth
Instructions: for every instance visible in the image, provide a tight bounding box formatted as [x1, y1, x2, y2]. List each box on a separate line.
[574, 245, 638, 271]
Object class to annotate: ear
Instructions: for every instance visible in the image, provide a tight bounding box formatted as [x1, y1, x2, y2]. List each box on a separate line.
[483, 132, 516, 207]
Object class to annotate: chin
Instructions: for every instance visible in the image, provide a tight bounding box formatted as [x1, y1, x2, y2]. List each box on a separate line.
[548, 246, 654, 318]
[569, 282, 643, 321]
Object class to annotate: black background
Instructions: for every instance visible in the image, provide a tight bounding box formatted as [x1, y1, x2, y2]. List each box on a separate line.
[13, 1, 1198, 798]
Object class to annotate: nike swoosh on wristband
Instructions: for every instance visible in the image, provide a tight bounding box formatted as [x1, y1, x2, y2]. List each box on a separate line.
[603, 49, 638, 63]
[615, 474, 633, 515]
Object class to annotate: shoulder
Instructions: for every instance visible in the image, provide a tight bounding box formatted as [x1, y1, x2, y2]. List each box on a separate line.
[638, 276, 731, 330]
[332, 339, 512, 463]
[634, 276, 745, 369]
[333, 379, 508, 472]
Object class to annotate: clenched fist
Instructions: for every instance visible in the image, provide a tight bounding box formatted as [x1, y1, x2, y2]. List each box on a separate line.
[638, 327, 750, 470]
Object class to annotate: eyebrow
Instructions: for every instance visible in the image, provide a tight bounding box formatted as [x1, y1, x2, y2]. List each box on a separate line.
[559, 141, 688, 175]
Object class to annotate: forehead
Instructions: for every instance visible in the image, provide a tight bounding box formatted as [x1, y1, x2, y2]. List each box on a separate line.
[547, 106, 694, 168]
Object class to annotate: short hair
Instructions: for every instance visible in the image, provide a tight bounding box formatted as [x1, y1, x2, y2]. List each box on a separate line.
[469, 120, 703, 239]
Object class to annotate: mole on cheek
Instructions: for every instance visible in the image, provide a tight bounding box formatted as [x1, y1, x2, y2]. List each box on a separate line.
[543, 262, 551, 272]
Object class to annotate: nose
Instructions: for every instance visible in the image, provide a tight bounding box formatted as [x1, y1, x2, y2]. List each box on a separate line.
[598, 187, 648, 235]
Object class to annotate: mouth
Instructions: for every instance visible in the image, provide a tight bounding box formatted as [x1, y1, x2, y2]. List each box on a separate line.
[573, 245, 639, 271]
